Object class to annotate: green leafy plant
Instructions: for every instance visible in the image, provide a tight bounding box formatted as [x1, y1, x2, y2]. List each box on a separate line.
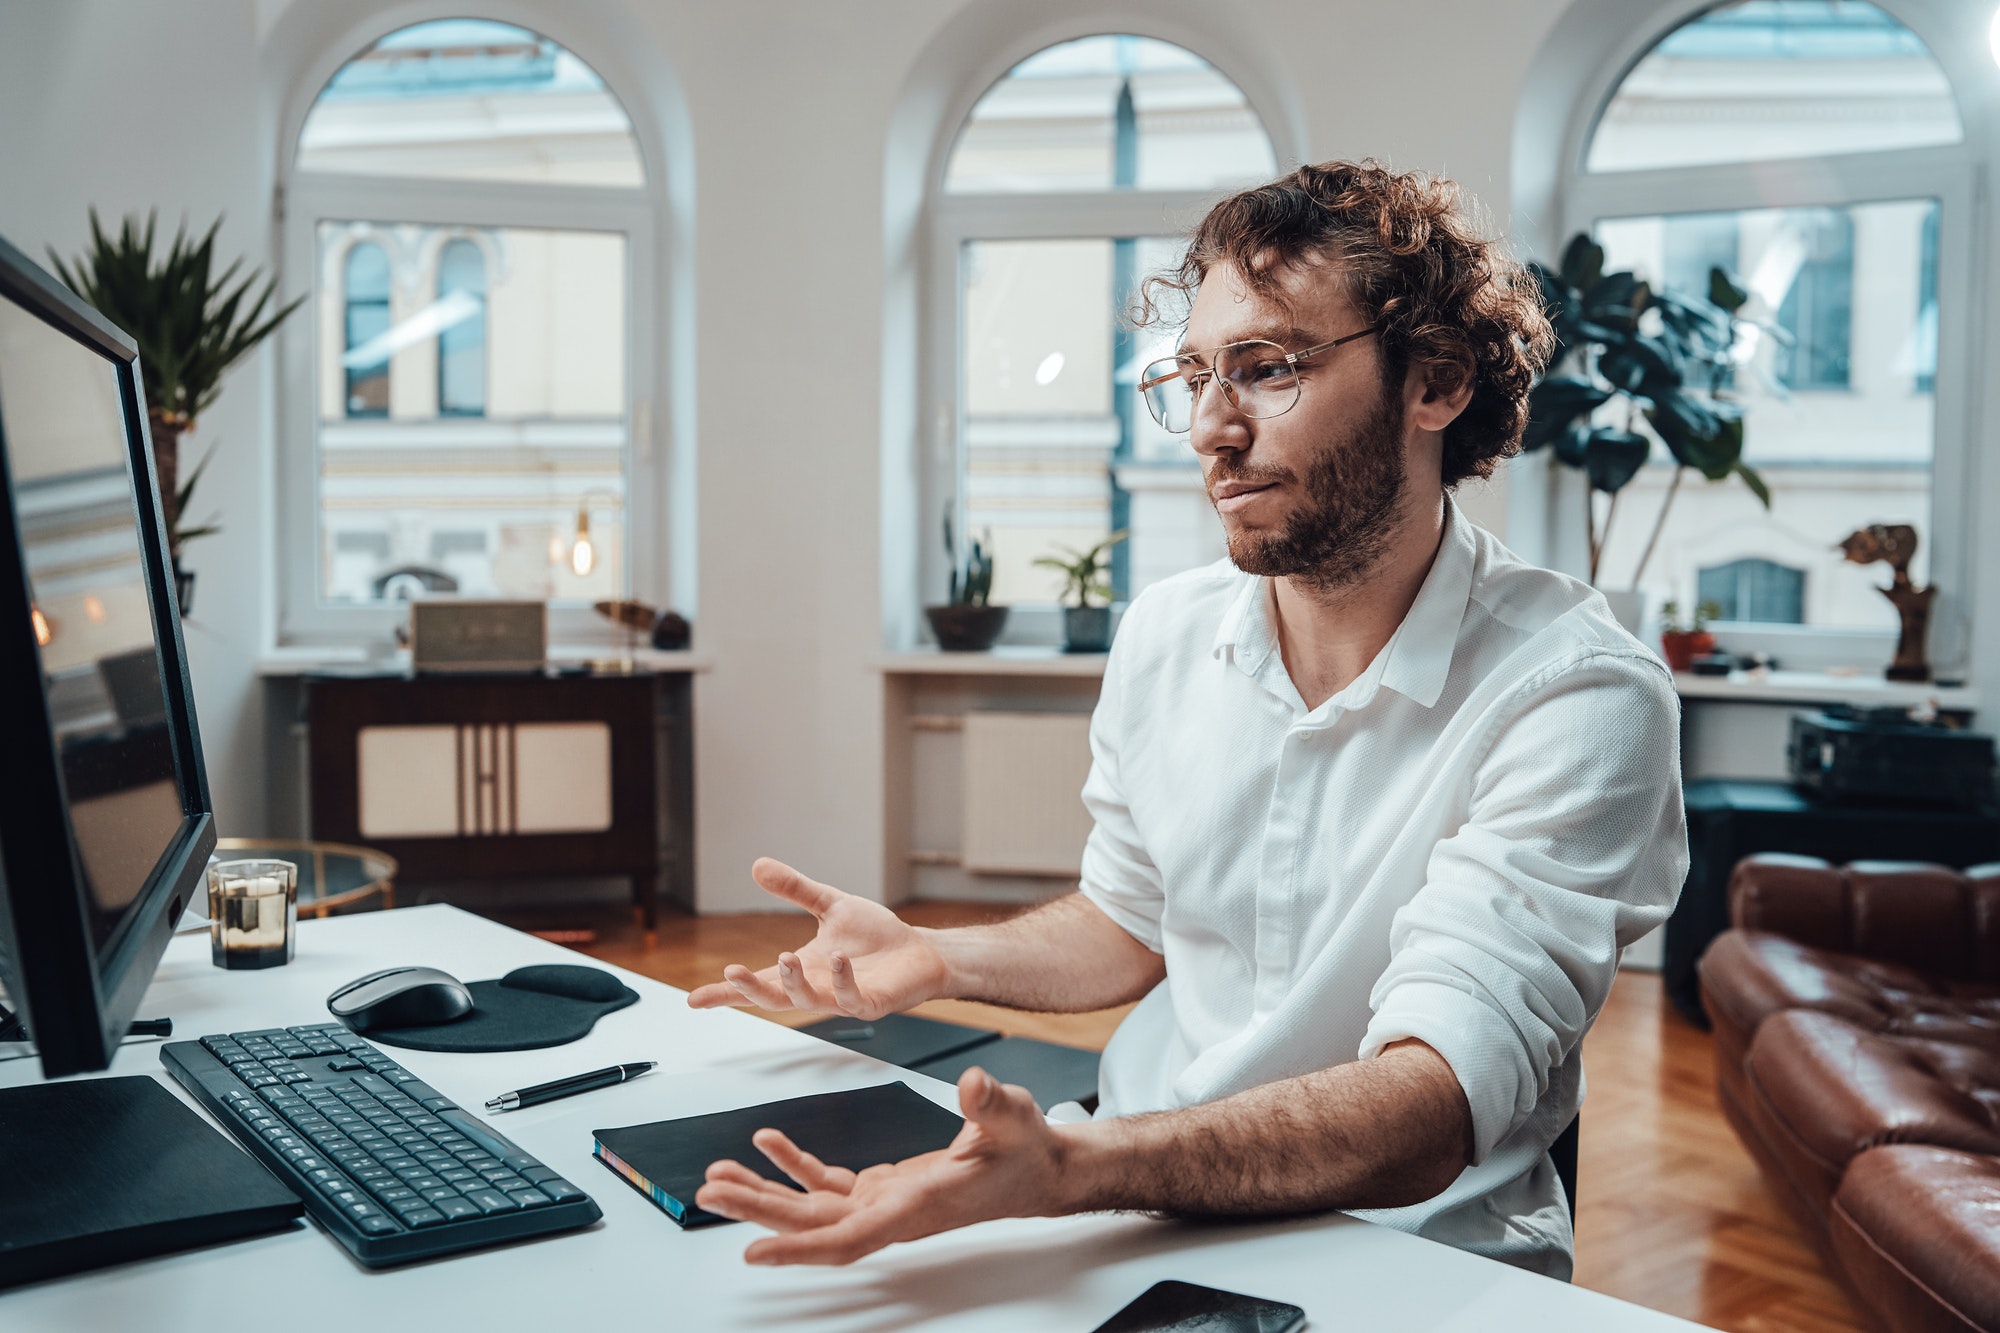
[1033, 530, 1127, 608]
[942, 510, 994, 607]
[48, 209, 305, 553]
[1524, 233, 1774, 587]
[1659, 599, 1724, 634]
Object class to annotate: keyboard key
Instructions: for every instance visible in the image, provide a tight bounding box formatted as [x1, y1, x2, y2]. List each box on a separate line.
[537, 1178, 586, 1203]
[463, 1189, 518, 1214]
[357, 1214, 399, 1235]
[506, 1188, 553, 1209]
[434, 1196, 481, 1222]
[422, 1186, 460, 1202]
[401, 1207, 447, 1228]
[439, 1168, 478, 1184]
[488, 1175, 530, 1194]
[377, 1186, 418, 1203]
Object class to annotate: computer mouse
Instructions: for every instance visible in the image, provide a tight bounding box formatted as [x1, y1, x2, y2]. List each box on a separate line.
[326, 965, 475, 1033]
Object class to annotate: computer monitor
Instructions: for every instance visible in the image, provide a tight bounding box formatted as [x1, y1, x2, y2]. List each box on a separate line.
[0, 233, 216, 1078]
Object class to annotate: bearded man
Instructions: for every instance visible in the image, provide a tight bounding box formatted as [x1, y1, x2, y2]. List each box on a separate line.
[688, 160, 1688, 1280]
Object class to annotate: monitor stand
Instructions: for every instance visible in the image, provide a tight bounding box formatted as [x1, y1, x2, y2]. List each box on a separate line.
[0, 999, 172, 1062]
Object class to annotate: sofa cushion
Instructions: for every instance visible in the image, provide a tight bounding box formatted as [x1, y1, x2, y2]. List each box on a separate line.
[1831, 1145, 2000, 1333]
[1741, 1010, 2000, 1215]
[1726, 855, 2000, 986]
[1701, 930, 2000, 1063]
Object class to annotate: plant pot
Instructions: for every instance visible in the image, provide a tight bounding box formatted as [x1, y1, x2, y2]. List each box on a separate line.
[172, 556, 195, 619]
[925, 604, 1009, 652]
[1062, 605, 1113, 653]
[1659, 629, 1715, 673]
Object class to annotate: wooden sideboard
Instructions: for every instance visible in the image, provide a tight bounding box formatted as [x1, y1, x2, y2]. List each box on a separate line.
[302, 668, 693, 928]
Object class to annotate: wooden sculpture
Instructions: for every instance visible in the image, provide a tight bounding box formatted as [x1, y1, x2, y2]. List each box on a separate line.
[1838, 524, 1934, 682]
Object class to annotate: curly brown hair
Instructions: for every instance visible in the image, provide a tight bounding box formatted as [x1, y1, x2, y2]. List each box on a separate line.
[1137, 160, 1555, 488]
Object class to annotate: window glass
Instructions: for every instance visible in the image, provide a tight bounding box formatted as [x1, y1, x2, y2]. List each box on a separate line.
[297, 19, 643, 186]
[315, 222, 626, 605]
[945, 35, 1275, 194]
[343, 242, 391, 417]
[436, 239, 488, 416]
[1587, 1, 1960, 173]
[961, 236, 1212, 604]
[1592, 198, 1935, 628]
[1699, 557, 1805, 622]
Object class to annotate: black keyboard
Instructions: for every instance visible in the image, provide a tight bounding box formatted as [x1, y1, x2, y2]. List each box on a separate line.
[160, 1024, 600, 1266]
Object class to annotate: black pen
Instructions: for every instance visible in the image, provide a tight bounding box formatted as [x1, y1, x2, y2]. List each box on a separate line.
[485, 1061, 656, 1111]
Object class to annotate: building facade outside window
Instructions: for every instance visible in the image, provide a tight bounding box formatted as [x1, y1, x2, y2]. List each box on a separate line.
[929, 35, 1279, 639]
[283, 18, 655, 637]
[435, 238, 488, 417]
[342, 242, 391, 418]
[1565, 0, 1971, 659]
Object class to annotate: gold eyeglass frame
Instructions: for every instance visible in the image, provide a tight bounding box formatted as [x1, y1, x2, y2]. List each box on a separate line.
[1138, 322, 1384, 432]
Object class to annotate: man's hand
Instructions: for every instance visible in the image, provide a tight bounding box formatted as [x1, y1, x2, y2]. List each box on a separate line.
[694, 1068, 1063, 1265]
[685, 859, 950, 1020]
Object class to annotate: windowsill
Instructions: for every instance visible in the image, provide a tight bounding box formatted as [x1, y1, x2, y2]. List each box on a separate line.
[1673, 668, 1976, 710]
[876, 648, 1108, 677]
[255, 645, 712, 676]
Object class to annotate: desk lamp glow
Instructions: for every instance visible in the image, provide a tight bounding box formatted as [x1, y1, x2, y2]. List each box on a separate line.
[566, 492, 620, 578]
[1992, 5, 2000, 67]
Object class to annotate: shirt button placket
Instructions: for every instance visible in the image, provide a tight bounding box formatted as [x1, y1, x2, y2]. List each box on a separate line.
[1252, 726, 1311, 1017]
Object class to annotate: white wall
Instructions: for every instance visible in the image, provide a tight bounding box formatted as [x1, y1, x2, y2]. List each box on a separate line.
[4, 0, 1993, 911]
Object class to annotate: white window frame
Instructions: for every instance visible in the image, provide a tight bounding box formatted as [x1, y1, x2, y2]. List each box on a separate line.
[1553, 6, 1982, 674]
[276, 47, 660, 650]
[921, 35, 1295, 648]
[928, 191, 1234, 645]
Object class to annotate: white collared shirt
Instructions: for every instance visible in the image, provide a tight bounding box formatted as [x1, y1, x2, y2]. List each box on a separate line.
[1077, 500, 1688, 1278]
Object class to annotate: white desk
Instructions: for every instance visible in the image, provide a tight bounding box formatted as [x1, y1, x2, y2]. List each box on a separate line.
[2, 906, 1703, 1332]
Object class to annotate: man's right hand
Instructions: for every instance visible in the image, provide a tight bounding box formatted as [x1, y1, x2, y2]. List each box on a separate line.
[685, 859, 950, 1019]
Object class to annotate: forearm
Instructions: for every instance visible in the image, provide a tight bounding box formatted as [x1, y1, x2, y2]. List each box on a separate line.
[1049, 1039, 1473, 1217]
[923, 892, 1163, 1013]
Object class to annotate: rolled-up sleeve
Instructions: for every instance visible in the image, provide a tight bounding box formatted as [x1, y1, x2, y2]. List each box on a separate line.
[1360, 649, 1688, 1161]
[1077, 621, 1167, 953]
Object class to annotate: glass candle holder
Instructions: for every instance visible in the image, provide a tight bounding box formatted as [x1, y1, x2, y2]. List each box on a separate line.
[208, 859, 298, 970]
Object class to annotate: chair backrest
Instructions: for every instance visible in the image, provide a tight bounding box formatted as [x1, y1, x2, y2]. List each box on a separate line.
[1551, 1113, 1579, 1226]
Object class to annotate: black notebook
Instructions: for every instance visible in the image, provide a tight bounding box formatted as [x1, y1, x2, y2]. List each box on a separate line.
[798, 1011, 1001, 1068]
[593, 1081, 964, 1228]
[0, 1076, 304, 1288]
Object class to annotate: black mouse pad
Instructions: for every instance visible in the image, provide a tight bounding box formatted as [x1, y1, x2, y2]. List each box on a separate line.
[365, 964, 639, 1052]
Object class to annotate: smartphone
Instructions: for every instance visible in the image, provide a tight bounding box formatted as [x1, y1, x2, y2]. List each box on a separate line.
[1088, 1279, 1307, 1332]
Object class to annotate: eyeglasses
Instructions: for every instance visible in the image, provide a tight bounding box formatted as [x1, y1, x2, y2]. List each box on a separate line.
[1137, 323, 1383, 434]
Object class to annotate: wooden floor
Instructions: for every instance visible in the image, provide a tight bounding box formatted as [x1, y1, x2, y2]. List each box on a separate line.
[491, 898, 1867, 1333]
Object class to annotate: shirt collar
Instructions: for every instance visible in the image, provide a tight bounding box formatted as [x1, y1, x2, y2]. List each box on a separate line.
[1209, 497, 1477, 711]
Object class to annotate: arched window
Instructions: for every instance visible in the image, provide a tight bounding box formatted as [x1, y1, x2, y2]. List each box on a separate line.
[342, 242, 391, 418]
[931, 35, 1277, 638]
[1698, 557, 1805, 624]
[1566, 1, 1967, 648]
[435, 239, 487, 417]
[285, 18, 654, 635]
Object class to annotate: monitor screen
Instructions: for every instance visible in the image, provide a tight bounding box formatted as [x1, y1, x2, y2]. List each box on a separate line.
[0, 298, 186, 956]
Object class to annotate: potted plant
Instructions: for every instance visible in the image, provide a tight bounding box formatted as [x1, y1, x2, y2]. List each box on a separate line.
[1658, 599, 1722, 673]
[1034, 530, 1127, 653]
[1523, 233, 1775, 615]
[925, 510, 1008, 651]
[49, 209, 305, 615]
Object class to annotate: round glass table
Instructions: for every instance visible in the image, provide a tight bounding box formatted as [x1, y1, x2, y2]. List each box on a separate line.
[212, 838, 399, 918]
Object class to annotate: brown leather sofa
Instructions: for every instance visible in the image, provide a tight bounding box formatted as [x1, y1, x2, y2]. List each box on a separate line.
[1698, 854, 2000, 1333]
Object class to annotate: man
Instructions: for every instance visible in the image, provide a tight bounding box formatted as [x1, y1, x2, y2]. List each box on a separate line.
[687, 160, 1687, 1278]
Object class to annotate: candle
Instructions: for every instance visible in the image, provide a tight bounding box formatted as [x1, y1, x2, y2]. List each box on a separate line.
[208, 860, 298, 970]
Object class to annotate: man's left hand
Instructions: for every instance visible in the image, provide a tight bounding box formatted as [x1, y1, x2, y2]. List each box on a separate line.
[694, 1068, 1065, 1265]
